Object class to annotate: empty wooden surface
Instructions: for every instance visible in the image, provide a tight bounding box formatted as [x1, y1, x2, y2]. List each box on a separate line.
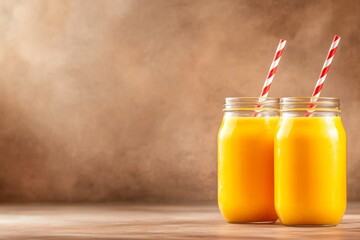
[0, 202, 359, 239]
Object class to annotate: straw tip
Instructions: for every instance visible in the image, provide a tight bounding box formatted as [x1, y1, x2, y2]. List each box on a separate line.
[280, 39, 286, 43]
[334, 35, 341, 40]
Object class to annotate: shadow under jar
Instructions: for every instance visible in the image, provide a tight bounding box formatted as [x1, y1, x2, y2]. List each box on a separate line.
[275, 97, 347, 226]
[218, 97, 279, 223]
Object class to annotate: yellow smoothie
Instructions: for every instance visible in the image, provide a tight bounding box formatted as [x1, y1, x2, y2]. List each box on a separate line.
[218, 116, 279, 223]
[275, 116, 346, 225]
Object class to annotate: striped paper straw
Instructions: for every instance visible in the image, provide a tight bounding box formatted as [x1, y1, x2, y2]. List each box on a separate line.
[259, 39, 287, 102]
[310, 35, 341, 102]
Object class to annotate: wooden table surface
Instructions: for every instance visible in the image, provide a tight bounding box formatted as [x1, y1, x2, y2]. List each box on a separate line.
[0, 202, 359, 240]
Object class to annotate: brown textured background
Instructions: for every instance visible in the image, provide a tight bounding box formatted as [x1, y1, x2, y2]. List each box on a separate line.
[0, 0, 359, 202]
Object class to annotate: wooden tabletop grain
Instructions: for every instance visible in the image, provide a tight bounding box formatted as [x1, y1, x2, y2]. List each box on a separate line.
[0, 202, 359, 239]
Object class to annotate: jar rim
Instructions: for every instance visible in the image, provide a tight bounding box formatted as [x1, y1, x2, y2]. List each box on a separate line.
[226, 97, 279, 103]
[280, 97, 339, 104]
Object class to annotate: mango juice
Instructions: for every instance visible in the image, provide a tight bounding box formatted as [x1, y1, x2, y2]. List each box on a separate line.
[275, 116, 346, 225]
[218, 116, 279, 223]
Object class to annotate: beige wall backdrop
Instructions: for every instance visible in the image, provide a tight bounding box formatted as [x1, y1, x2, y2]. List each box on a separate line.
[0, 0, 359, 202]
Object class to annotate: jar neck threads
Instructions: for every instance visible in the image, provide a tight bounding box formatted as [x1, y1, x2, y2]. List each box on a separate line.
[280, 97, 340, 117]
[224, 97, 279, 117]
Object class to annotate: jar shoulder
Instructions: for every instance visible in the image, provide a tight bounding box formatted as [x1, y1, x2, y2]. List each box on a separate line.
[276, 116, 346, 139]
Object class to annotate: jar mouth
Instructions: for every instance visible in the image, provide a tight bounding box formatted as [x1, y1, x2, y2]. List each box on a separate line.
[226, 97, 278, 104]
[224, 97, 279, 113]
[280, 97, 340, 105]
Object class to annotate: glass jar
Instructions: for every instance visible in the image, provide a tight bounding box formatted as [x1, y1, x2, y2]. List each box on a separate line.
[275, 97, 347, 226]
[218, 97, 279, 223]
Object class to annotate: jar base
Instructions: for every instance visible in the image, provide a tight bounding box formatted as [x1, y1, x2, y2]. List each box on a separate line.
[228, 220, 277, 224]
[283, 224, 337, 227]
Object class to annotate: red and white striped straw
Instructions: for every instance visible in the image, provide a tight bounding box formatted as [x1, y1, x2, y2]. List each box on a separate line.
[310, 35, 341, 101]
[259, 39, 287, 102]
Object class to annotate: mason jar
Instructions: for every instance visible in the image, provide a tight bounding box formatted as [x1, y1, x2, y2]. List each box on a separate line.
[275, 97, 346, 226]
[218, 97, 279, 223]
